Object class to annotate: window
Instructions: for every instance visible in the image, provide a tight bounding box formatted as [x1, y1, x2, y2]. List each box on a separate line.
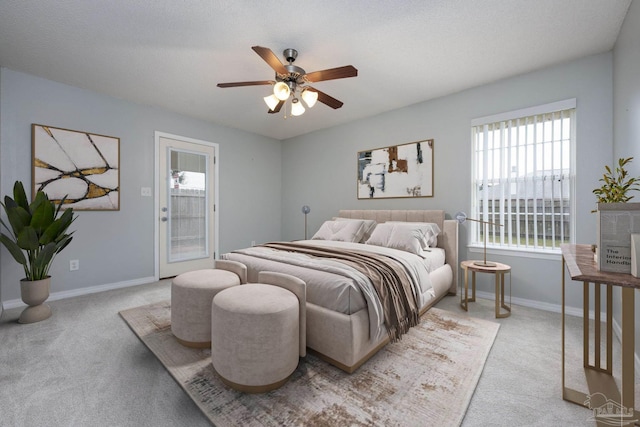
[471, 99, 576, 253]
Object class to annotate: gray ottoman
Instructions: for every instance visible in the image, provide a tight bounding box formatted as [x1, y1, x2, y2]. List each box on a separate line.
[171, 260, 246, 348]
[211, 272, 306, 393]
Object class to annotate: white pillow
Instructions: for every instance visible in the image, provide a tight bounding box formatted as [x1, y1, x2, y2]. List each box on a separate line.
[365, 222, 395, 247]
[333, 218, 377, 242]
[311, 220, 367, 242]
[387, 221, 441, 248]
[365, 223, 428, 255]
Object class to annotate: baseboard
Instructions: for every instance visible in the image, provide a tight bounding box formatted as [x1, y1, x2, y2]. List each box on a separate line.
[475, 290, 640, 377]
[475, 290, 584, 317]
[1, 276, 157, 310]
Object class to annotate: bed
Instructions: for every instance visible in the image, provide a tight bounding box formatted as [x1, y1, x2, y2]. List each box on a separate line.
[222, 209, 458, 373]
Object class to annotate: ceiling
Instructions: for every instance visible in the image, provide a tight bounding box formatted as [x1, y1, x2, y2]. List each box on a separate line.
[0, 1, 631, 141]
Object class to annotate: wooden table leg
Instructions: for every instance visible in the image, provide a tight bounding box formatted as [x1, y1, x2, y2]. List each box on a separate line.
[495, 271, 511, 318]
[564, 277, 639, 425]
[470, 271, 476, 302]
[584, 281, 589, 368]
[461, 266, 469, 311]
[621, 287, 635, 421]
[562, 256, 566, 395]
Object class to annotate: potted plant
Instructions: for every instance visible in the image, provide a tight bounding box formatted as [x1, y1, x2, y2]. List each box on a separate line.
[592, 157, 640, 272]
[0, 181, 76, 323]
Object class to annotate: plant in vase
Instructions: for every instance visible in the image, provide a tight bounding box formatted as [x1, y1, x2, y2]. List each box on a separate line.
[0, 181, 76, 323]
[592, 157, 640, 271]
[592, 157, 640, 211]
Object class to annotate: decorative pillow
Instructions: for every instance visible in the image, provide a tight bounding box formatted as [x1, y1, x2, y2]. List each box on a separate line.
[333, 218, 377, 242]
[311, 220, 367, 242]
[387, 221, 441, 248]
[365, 222, 429, 255]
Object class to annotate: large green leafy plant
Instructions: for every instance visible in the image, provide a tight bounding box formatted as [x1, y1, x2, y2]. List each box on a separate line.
[0, 181, 76, 281]
[592, 157, 640, 211]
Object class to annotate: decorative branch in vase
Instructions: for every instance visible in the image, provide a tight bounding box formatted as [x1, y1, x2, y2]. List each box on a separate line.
[592, 156, 640, 212]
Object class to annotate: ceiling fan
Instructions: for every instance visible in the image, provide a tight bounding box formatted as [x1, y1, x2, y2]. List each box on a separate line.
[217, 46, 358, 116]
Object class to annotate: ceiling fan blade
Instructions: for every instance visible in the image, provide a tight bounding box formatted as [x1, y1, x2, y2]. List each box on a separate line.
[308, 87, 344, 109]
[305, 65, 358, 83]
[217, 80, 273, 88]
[252, 46, 287, 75]
[268, 100, 285, 114]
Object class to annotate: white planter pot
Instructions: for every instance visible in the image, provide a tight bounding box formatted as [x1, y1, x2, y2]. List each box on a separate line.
[19, 277, 52, 324]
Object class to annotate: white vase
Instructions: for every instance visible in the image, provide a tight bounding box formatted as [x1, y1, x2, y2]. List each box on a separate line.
[19, 277, 52, 324]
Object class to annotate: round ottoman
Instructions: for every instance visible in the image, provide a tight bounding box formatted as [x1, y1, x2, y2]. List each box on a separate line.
[171, 269, 241, 348]
[211, 284, 299, 393]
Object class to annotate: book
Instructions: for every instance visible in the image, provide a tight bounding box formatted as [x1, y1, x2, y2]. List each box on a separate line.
[597, 203, 640, 273]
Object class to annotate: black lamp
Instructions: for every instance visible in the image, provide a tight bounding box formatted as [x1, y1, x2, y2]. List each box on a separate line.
[455, 211, 502, 267]
[302, 205, 311, 239]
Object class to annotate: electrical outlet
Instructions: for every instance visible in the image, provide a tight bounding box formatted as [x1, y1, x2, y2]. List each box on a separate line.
[251, 240, 256, 247]
[141, 187, 152, 197]
[69, 259, 79, 271]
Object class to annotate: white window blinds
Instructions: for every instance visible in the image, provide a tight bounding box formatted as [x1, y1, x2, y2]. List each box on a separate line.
[471, 100, 575, 252]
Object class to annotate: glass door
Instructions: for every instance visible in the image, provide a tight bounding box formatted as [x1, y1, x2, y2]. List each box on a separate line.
[158, 135, 216, 278]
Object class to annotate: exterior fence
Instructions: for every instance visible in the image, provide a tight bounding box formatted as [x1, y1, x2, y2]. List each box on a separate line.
[479, 197, 570, 245]
[170, 188, 207, 258]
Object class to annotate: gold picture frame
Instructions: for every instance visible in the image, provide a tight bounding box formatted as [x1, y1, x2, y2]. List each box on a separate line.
[357, 139, 434, 199]
[32, 124, 120, 210]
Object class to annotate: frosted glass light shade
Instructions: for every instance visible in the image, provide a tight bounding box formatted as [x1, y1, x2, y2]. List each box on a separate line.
[291, 98, 305, 116]
[301, 89, 318, 108]
[263, 94, 279, 110]
[273, 82, 290, 101]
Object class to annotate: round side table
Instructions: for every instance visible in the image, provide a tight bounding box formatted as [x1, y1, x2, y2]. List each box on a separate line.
[460, 260, 511, 318]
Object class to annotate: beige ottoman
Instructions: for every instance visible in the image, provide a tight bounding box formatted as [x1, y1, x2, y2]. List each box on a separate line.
[211, 272, 306, 393]
[171, 260, 246, 348]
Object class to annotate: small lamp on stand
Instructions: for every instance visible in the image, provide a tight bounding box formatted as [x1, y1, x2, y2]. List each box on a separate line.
[455, 211, 503, 267]
[302, 205, 311, 240]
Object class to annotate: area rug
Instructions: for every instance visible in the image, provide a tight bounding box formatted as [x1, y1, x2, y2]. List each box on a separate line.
[120, 301, 499, 427]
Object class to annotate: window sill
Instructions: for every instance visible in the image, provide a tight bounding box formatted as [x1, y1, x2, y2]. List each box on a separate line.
[467, 244, 563, 261]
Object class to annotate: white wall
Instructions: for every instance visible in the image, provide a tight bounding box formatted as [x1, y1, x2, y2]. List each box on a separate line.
[613, 0, 640, 362]
[0, 69, 282, 303]
[282, 52, 614, 311]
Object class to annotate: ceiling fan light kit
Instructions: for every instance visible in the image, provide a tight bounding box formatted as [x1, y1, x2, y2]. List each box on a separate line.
[301, 88, 318, 108]
[273, 81, 291, 101]
[291, 98, 305, 116]
[263, 94, 280, 111]
[218, 46, 357, 118]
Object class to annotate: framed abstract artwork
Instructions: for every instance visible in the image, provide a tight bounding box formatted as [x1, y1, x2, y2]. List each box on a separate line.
[32, 124, 120, 210]
[357, 139, 434, 199]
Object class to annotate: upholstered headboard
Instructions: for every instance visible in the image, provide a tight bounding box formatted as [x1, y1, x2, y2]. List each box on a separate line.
[338, 209, 458, 294]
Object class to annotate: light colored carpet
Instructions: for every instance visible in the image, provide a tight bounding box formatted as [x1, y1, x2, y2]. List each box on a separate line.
[120, 300, 500, 426]
[437, 295, 640, 427]
[1, 280, 634, 426]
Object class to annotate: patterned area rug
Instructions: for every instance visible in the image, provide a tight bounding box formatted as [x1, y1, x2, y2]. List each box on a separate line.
[119, 301, 499, 426]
